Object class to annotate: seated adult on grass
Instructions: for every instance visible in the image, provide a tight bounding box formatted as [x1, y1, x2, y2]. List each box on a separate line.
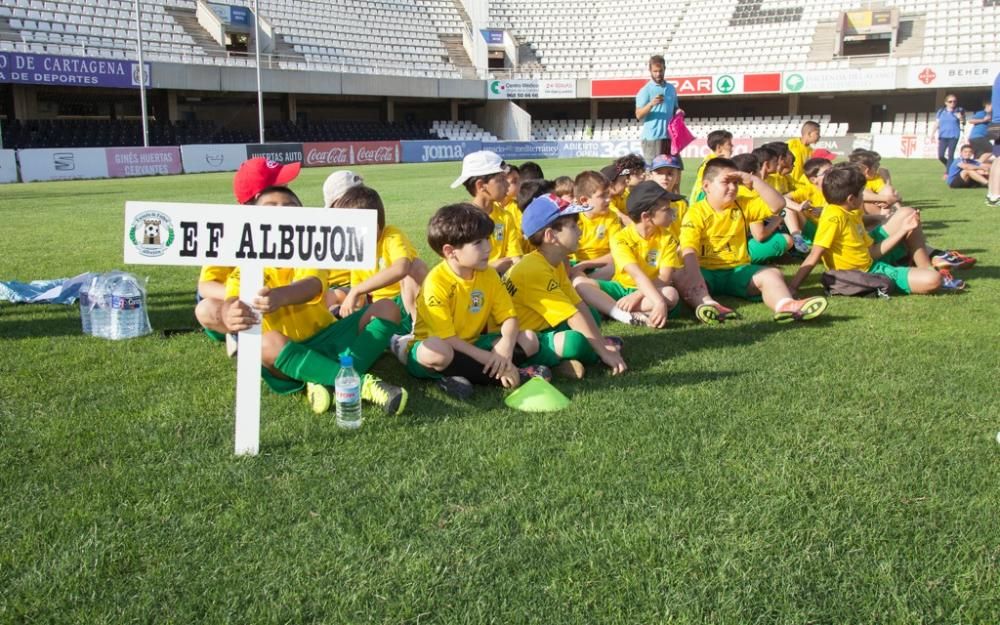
[501, 193, 627, 380]
[398, 203, 550, 401]
[219, 185, 408, 416]
[946, 144, 991, 189]
[787, 164, 952, 296]
[679, 159, 829, 322]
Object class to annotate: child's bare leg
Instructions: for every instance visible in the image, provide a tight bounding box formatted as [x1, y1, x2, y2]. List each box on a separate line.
[516, 330, 539, 358]
[907, 268, 943, 294]
[749, 267, 794, 311]
[260, 330, 290, 371]
[195, 297, 228, 334]
[883, 206, 932, 268]
[415, 337, 454, 371]
[324, 287, 347, 310]
[783, 210, 804, 235]
[965, 170, 989, 186]
[588, 263, 614, 281]
[672, 263, 717, 308]
[989, 159, 1000, 196]
[400, 276, 420, 322]
[360, 298, 401, 328]
[573, 275, 619, 316]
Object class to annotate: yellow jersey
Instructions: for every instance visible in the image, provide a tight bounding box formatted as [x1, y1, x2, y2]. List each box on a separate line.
[610, 224, 682, 288]
[413, 260, 515, 344]
[488, 201, 524, 262]
[609, 186, 630, 219]
[689, 153, 721, 202]
[224, 267, 332, 343]
[349, 225, 417, 302]
[679, 196, 774, 270]
[498, 251, 582, 332]
[736, 186, 775, 224]
[766, 173, 791, 195]
[866, 176, 887, 194]
[786, 180, 827, 223]
[668, 199, 688, 239]
[199, 265, 234, 284]
[812, 203, 873, 271]
[327, 269, 351, 289]
[787, 138, 813, 182]
[573, 210, 622, 261]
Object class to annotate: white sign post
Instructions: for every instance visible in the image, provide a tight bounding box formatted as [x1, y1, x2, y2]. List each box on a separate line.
[123, 201, 376, 456]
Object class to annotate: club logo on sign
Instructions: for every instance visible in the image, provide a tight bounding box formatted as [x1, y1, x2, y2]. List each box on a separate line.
[129, 210, 175, 257]
[53, 152, 75, 171]
[918, 68, 936, 85]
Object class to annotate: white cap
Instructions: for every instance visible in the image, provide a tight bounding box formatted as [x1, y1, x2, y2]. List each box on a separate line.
[322, 170, 364, 207]
[450, 150, 507, 189]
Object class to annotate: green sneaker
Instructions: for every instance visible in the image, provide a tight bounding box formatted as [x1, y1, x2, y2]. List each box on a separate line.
[306, 382, 332, 414]
[361, 374, 408, 416]
[773, 296, 829, 323]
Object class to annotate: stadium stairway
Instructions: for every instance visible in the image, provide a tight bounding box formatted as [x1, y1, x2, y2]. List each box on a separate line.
[439, 34, 479, 79]
[164, 6, 229, 60]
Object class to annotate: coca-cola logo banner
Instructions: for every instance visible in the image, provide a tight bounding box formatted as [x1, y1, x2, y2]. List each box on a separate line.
[302, 141, 400, 167]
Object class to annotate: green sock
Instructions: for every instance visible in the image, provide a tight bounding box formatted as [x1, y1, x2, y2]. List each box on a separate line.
[343, 316, 400, 375]
[527, 330, 563, 367]
[559, 330, 599, 365]
[273, 341, 340, 386]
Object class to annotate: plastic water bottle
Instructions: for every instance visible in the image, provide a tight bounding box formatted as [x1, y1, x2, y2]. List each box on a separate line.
[79, 276, 95, 335]
[108, 272, 151, 340]
[335, 355, 363, 429]
[89, 272, 114, 339]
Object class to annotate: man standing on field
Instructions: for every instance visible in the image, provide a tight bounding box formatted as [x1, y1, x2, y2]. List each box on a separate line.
[635, 55, 682, 167]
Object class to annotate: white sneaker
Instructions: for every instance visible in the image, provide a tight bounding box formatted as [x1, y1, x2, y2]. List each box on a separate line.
[389, 333, 413, 365]
[225, 333, 238, 358]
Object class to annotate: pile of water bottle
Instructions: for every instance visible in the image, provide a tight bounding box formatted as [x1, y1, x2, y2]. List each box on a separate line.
[79, 271, 152, 340]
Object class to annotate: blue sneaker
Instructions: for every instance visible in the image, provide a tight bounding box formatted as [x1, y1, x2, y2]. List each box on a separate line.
[938, 269, 966, 292]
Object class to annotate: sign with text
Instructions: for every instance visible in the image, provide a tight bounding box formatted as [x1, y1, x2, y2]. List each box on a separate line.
[400, 140, 482, 163]
[302, 141, 400, 167]
[488, 79, 577, 99]
[180, 143, 247, 174]
[245, 143, 303, 165]
[490, 141, 561, 160]
[106, 147, 182, 178]
[906, 63, 1000, 89]
[18, 147, 110, 182]
[481, 29, 505, 45]
[592, 76, 713, 98]
[782, 68, 896, 93]
[0, 52, 149, 88]
[124, 201, 377, 457]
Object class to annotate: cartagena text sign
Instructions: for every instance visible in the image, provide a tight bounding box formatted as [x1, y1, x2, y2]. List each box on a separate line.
[124, 201, 377, 269]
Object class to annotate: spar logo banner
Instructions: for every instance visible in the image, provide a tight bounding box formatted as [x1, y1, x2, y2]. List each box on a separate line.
[302, 141, 400, 167]
[592, 74, 783, 97]
[488, 79, 577, 99]
[0, 52, 150, 88]
[124, 201, 377, 269]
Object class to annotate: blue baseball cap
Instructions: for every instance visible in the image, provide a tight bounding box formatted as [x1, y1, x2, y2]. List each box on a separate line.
[648, 154, 683, 171]
[521, 193, 592, 238]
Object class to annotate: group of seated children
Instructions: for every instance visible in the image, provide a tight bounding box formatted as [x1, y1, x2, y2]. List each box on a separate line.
[196, 123, 976, 416]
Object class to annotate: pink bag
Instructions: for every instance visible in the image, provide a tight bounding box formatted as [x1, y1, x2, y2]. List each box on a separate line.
[667, 110, 695, 155]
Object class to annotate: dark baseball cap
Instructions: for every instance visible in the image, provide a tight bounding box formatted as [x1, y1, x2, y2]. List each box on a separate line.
[626, 180, 685, 214]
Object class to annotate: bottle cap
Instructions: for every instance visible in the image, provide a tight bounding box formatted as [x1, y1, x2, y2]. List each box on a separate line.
[339, 355, 354, 368]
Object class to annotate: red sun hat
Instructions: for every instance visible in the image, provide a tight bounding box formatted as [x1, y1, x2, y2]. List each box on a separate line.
[233, 157, 302, 204]
[811, 148, 838, 162]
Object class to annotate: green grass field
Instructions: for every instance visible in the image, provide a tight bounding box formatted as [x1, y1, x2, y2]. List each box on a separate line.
[2, 158, 999, 624]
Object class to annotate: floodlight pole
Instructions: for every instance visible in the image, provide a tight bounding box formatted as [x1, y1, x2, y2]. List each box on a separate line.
[254, 0, 265, 143]
[133, 0, 149, 147]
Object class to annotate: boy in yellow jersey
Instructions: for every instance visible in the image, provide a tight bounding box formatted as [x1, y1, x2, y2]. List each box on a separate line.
[646, 154, 687, 237]
[606, 153, 646, 225]
[731, 153, 795, 264]
[195, 157, 301, 356]
[569, 170, 621, 280]
[574, 181, 685, 329]
[398, 203, 550, 400]
[553, 176, 575, 202]
[689, 129, 733, 202]
[219, 185, 408, 416]
[680, 159, 829, 322]
[501, 194, 627, 379]
[321, 170, 363, 310]
[601, 163, 629, 218]
[452, 150, 523, 274]
[787, 120, 820, 183]
[330, 185, 420, 333]
[788, 164, 950, 295]
[848, 149, 903, 215]
[504, 164, 522, 217]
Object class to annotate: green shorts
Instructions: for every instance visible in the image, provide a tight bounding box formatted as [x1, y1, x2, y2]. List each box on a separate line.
[749, 233, 789, 264]
[203, 328, 226, 342]
[869, 225, 908, 265]
[262, 307, 368, 395]
[700, 265, 766, 301]
[388, 294, 413, 334]
[597, 280, 636, 301]
[802, 219, 818, 244]
[868, 260, 911, 294]
[405, 333, 499, 380]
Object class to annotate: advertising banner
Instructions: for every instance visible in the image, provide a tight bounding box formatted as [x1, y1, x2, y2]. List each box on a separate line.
[906, 63, 1000, 89]
[781, 68, 896, 93]
[481, 29, 505, 45]
[245, 143, 303, 165]
[871, 134, 938, 159]
[489, 141, 562, 160]
[18, 147, 109, 182]
[488, 79, 577, 99]
[301, 141, 400, 167]
[400, 140, 482, 163]
[106, 147, 182, 178]
[0, 149, 17, 184]
[592, 76, 714, 98]
[752, 136, 862, 156]
[180, 144, 248, 174]
[0, 52, 149, 88]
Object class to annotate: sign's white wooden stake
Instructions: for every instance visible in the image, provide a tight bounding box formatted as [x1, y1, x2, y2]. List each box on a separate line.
[234, 268, 264, 456]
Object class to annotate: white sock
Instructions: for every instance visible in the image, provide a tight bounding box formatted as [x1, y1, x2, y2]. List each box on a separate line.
[775, 297, 794, 312]
[609, 307, 633, 323]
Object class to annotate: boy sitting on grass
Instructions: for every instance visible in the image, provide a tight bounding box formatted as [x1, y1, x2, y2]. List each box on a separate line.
[689, 129, 734, 202]
[679, 159, 829, 322]
[788, 164, 951, 296]
[574, 181, 686, 329]
[220, 184, 408, 417]
[569, 170, 621, 281]
[397, 203, 550, 400]
[783, 156, 834, 247]
[452, 150, 523, 274]
[501, 193, 627, 379]
[946, 144, 991, 189]
[731, 153, 796, 263]
[646, 154, 687, 237]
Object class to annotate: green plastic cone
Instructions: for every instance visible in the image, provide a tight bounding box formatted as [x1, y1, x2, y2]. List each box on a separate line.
[504, 377, 570, 412]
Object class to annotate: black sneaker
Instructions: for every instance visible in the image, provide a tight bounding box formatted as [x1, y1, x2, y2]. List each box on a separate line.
[437, 375, 474, 400]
